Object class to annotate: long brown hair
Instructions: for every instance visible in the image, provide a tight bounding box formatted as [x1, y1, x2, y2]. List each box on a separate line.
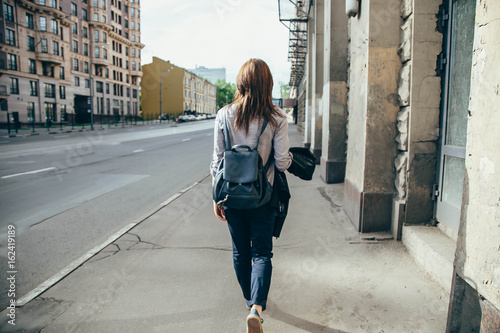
[229, 59, 282, 133]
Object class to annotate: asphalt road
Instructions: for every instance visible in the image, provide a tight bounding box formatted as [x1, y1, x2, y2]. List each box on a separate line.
[0, 121, 215, 309]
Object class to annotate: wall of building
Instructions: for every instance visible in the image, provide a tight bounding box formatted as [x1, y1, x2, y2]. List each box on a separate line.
[344, 0, 369, 192]
[392, 0, 443, 239]
[447, 1, 500, 330]
[141, 57, 216, 120]
[344, 0, 401, 232]
[141, 57, 183, 119]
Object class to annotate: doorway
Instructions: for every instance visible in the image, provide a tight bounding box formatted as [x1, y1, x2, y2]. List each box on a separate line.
[435, 0, 475, 232]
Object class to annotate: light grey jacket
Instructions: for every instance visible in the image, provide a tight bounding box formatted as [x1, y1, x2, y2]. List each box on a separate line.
[210, 104, 292, 185]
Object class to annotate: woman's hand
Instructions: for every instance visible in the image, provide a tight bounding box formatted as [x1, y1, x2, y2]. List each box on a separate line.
[213, 201, 227, 221]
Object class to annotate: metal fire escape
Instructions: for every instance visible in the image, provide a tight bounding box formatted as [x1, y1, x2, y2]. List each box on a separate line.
[278, 0, 312, 87]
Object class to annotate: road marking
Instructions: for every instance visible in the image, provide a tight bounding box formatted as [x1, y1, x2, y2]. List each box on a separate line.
[1, 167, 56, 179]
[133, 149, 144, 153]
[14, 175, 208, 307]
[182, 138, 191, 142]
[6, 161, 36, 164]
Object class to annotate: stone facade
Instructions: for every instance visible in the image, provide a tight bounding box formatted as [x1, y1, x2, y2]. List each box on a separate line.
[283, 0, 500, 329]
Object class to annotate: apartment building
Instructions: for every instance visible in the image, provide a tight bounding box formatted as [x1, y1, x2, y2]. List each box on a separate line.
[188, 65, 226, 85]
[141, 57, 216, 120]
[0, 0, 143, 126]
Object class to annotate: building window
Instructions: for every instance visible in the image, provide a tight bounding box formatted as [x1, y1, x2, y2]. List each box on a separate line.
[40, 17, 47, 31]
[131, 21, 135, 30]
[82, 9, 88, 21]
[59, 86, 66, 99]
[93, 0, 98, 6]
[131, 8, 135, 17]
[51, 20, 58, 34]
[94, 47, 100, 58]
[133, 89, 137, 98]
[93, 13, 98, 21]
[53, 41, 59, 55]
[59, 66, 65, 79]
[96, 81, 103, 93]
[103, 48, 107, 59]
[8, 54, 17, 71]
[72, 40, 78, 53]
[105, 68, 109, 78]
[73, 58, 79, 71]
[74, 76, 80, 86]
[44, 83, 55, 98]
[4, 4, 14, 22]
[131, 34, 135, 42]
[131, 48, 136, 57]
[83, 26, 88, 38]
[45, 103, 57, 122]
[6, 29, 15, 46]
[102, 32, 107, 43]
[50, 0, 57, 8]
[106, 83, 109, 94]
[83, 43, 88, 56]
[102, 0, 106, 9]
[132, 62, 136, 71]
[60, 104, 67, 121]
[102, 15, 106, 23]
[26, 13, 34, 29]
[84, 61, 89, 73]
[71, 2, 77, 15]
[72, 23, 78, 34]
[40, 39, 48, 53]
[29, 59, 37, 74]
[42, 63, 54, 77]
[10, 78, 19, 94]
[39, 0, 46, 5]
[27, 102, 35, 122]
[94, 30, 99, 42]
[85, 79, 90, 88]
[30, 81, 38, 96]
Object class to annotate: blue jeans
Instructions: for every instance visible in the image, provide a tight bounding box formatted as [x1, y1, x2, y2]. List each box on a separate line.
[225, 204, 276, 311]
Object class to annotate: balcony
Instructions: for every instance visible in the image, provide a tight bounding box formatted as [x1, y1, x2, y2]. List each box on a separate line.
[130, 69, 142, 78]
[92, 56, 110, 67]
[36, 51, 63, 65]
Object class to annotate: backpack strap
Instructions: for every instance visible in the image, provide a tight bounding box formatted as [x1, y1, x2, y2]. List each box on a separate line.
[222, 107, 231, 151]
[253, 118, 268, 150]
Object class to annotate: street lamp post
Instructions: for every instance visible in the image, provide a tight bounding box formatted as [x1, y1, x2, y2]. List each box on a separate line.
[159, 67, 173, 123]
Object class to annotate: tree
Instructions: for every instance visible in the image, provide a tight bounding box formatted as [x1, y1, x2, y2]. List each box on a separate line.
[279, 82, 290, 99]
[215, 80, 237, 109]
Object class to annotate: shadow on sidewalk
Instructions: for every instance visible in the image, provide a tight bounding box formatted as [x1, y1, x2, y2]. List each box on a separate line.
[267, 301, 349, 333]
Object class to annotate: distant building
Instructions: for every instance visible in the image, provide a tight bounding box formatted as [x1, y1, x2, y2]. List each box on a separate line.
[188, 66, 226, 84]
[141, 57, 216, 120]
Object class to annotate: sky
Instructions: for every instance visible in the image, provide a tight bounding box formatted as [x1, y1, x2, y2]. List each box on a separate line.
[140, 0, 291, 97]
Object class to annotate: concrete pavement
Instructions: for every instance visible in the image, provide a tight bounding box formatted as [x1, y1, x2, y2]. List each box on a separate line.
[0, 124, 449, 332]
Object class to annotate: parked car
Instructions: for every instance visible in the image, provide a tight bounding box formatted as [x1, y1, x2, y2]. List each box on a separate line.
[159, 114, 169, 120]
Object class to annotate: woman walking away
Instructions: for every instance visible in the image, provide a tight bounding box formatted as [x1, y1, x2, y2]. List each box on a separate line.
[210, 58, 292, 332]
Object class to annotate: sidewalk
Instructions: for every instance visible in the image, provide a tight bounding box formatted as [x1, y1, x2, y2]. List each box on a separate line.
[0, 124, 449, 332]
[0, 120, 175, 139]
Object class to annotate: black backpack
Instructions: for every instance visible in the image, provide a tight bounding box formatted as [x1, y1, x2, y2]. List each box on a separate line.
[212, 110, 273, 210]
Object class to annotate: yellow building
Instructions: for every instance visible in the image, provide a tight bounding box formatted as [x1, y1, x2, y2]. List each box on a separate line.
[141, 57, 216, 120]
